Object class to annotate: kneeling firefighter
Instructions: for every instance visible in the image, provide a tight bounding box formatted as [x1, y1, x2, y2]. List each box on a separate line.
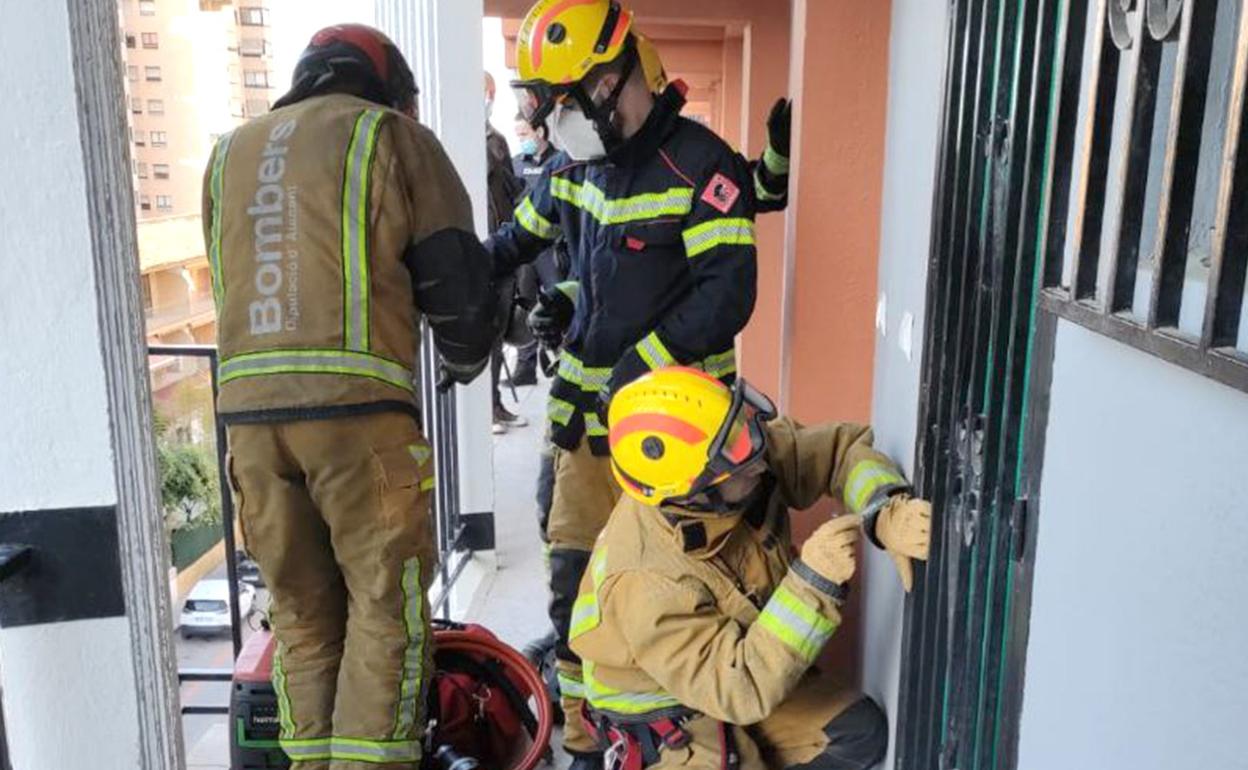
[568, 367, 933, 770]
[207, 24, 497, 770]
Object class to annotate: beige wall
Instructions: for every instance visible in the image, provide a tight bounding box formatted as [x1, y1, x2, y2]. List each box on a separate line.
[120, 0, 274, 223]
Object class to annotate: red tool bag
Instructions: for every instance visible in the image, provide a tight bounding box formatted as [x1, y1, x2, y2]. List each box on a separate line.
[430, 619, 552, 770]
[231, 620, 553, 770]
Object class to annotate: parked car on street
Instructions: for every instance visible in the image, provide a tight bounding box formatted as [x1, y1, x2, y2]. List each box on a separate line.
[180, 578, 254, 639]
[236, 550, 265, 588]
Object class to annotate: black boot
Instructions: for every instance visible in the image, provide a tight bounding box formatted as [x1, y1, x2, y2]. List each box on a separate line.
[567, 751, 604, 770]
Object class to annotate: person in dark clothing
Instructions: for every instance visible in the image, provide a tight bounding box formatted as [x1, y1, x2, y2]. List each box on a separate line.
[485, 73, 529, 433]
[507, 113, 567, 387]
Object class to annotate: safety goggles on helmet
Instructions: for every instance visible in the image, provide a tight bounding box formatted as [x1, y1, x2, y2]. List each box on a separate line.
[685, 378, 777, 494]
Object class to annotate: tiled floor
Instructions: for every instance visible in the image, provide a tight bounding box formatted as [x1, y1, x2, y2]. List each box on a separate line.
[185, 375, 568, 768]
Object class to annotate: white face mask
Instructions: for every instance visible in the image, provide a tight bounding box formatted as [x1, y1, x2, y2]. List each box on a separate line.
[551, 102, 606, 161]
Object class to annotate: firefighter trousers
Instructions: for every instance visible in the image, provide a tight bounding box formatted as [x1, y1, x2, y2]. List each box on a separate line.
[547, 439, 623, 755]
[227, 411, 437, 770]
[624, 677, 886, 770]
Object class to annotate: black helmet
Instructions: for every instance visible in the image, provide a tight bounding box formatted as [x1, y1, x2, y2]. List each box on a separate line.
[273, 24, 418, 114]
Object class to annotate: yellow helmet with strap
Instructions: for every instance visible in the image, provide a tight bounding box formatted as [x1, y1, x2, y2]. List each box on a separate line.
[608, 367, 776, 507]
[515, 0, 634, 87]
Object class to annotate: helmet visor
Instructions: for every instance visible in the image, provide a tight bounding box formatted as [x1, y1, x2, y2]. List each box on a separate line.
[690, 378, 776, 495]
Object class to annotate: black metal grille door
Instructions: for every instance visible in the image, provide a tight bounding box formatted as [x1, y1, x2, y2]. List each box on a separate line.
[896, 0, 1069, 768]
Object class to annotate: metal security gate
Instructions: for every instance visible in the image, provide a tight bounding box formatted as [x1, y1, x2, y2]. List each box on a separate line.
[898, 0, 1248, 767]
[896, 0, 1066, 767]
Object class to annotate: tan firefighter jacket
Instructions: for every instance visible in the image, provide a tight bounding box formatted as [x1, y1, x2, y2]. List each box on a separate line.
[203, 93, 485, 422]
[568, 417, 910, 726]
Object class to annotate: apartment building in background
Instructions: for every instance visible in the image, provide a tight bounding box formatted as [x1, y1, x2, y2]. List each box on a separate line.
[118, 0, 275, 410]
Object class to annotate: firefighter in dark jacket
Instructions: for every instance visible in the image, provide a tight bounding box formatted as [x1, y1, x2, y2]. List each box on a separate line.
[487, 2, 758, 764]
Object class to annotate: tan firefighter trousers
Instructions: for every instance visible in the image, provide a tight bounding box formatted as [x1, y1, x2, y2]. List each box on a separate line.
[547, 439, 623, 755]
[227, 411, 437, 770]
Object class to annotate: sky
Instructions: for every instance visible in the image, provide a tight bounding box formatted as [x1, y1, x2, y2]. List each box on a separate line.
[267, 2, 524, 149]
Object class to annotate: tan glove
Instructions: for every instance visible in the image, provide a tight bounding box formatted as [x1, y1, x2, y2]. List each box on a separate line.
[799, 514, 862, 586]
[874, 495, 932, 592]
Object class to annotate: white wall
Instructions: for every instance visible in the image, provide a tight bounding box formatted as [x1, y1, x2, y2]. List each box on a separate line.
[1017, 320, 1248, 770]
[0, 0, 159, 766]
[861, 2, 950, 766]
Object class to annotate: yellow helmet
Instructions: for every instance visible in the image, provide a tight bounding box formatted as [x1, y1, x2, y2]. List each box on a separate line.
[608, 367, 776, 508]
[634, 32, 667, 94]
[515, 0, 634, 88]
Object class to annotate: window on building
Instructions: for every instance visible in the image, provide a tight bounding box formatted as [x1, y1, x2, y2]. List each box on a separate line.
[149, 131, 167, 148]
[245, 98, 270, 117]
[239, 38, 268, 57]
[136, 162, 148, 179]
[130, 97, 142, 114]
[238, 7, 268, 26]
[156, 195, 173, 211]
[125, 34, 136, 49]
[1039, 1, 1248, 392]
[243, 70, 270, 88]
[144, 65, 161, 82]
[139, 194, 152, 211]
[138, 0, 155, 16]
[127, 65, 138, 82]
[141, 32, 158, 49]
[132, 128, 145, 146]
[147, 98, 164, 115]
[153, 163, 170, 180]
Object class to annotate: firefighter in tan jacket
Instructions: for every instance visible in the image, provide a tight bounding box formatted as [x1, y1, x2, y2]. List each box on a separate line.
[569, 367, 932, 770]
[205, 25, 497, 770]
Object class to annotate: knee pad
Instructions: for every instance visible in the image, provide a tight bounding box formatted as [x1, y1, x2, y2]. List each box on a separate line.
[800, 697, 889, 770]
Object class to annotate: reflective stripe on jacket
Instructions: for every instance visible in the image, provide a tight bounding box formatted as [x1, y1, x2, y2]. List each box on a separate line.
[488, 85, 758, 454]
[204, 94, 475, 422]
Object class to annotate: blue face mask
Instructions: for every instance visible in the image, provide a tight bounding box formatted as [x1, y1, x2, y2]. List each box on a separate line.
[520, 137, 540, 157]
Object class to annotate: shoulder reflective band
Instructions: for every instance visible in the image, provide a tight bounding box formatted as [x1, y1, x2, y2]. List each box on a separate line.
[583, 662, 683, 715]
[548, 397, 576, 426]
[551, 177, 694, 225]
[515, 196, 560, 240]
[393, 556, 426, 740]
[756, 583, 838, 664]
[845, 460, 908, 514]
[636, 331, 676, 370]
[342, 109, 386, 352]
[569, 547, 608, 641]
[208, 131, 235, 314]
[682, 217, 756, 258]
[220, 348, 415, 393]
[559, 350, 611, 393]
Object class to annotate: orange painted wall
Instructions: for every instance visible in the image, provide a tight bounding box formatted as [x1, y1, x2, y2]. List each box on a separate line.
[781, 0, 893, 682]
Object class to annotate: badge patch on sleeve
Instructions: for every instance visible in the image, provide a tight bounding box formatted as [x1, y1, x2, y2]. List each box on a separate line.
[701, 173, 741, 214]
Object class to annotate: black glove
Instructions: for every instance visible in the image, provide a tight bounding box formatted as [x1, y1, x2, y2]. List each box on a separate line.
[436, 356, 489, 391]
[766, 98, 792, 159]
[528, 282, 577, 349]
